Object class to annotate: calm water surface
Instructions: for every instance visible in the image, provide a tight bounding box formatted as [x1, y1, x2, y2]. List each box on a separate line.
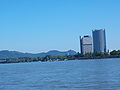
[0, 58, 120, 90]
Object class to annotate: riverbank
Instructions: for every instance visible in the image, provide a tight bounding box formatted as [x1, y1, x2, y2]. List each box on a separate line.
[0, 50, 120, 64]
[0, 57, 120, 64]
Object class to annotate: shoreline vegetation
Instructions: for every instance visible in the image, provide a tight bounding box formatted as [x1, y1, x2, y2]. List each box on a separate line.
[0, 50, 120, 64]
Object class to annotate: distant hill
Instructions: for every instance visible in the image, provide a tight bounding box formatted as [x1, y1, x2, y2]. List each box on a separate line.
[0, 50, 76, 59]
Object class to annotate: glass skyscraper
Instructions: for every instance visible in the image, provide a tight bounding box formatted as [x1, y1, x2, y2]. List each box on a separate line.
[92, 29, 106, 52]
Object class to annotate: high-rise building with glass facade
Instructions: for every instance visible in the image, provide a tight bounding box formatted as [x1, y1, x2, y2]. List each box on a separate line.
[92, 29, 106, 52]
[80, 35, 92, 54]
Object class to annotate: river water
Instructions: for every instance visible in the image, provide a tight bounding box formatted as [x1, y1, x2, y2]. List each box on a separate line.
[0, 58, 120, 90]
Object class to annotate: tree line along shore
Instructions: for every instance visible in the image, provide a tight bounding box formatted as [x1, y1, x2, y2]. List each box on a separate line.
[0, 50, 120, 64]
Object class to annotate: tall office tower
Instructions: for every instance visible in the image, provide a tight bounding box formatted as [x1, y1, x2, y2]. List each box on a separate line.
[92, 29, 106, 52]
[80, 35, 92, 54]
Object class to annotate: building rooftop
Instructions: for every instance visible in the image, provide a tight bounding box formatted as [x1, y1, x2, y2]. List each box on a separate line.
[93, 29, 105, 32]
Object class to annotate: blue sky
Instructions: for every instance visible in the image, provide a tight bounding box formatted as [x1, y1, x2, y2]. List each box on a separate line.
[0, 0, 120, 53]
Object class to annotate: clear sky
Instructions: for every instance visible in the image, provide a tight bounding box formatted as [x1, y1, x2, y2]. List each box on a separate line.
[0, 0, 120, 53]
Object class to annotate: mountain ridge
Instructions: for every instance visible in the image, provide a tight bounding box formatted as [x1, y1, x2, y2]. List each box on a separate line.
[0, 50, 76, 59]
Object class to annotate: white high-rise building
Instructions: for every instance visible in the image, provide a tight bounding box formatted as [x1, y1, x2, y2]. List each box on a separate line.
[80, 36, 92, 54]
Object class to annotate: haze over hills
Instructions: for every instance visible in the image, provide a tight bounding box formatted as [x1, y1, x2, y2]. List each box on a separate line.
[0, 50, 76, 59]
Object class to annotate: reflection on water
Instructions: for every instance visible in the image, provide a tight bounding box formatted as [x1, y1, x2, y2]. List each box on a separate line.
[0, 58, 120, 90]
